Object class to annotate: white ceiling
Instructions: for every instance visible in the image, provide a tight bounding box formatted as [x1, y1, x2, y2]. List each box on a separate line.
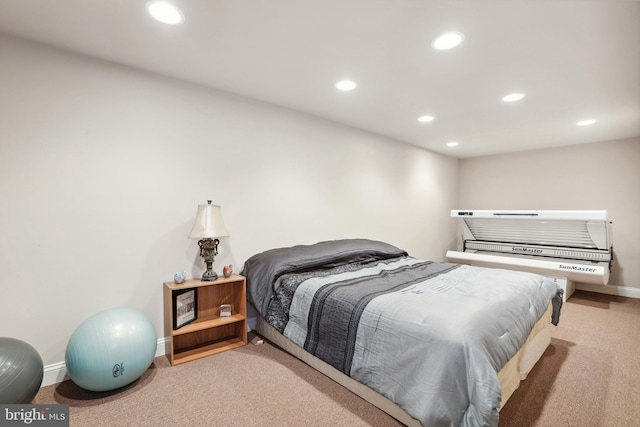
[0, 0, 638, 158]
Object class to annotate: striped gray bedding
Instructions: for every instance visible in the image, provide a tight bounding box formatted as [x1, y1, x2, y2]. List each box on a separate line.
[242, 239, 560, 427]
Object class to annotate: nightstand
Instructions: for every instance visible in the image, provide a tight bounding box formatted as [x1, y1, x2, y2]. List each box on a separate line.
[163, 274, 247, 366]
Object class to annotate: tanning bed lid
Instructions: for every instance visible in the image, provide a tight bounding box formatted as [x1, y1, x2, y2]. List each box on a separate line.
[451, 210, 610, 251]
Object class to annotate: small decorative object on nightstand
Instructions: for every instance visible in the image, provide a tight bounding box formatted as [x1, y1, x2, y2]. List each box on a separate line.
[223, 264, 233, 278]
[174, 270, 186, 284]
[188, 200, 230, 281]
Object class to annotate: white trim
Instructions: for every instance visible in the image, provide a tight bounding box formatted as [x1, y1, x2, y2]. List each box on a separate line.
[41, 337, 170, 387]
[42, 362, 68, 387]
[42, 285, 640, 388]
[575, 283, 640, 299]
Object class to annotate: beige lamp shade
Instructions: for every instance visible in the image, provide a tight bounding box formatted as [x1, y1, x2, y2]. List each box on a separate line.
[188, 201, 230, 239]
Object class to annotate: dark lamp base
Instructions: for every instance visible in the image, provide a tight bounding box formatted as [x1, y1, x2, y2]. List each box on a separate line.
[201, 270, 218, 282]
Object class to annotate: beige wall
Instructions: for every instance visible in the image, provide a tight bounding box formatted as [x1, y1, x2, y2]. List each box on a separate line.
[458, 139, 640, 290]
[0, 35, 459, 367]
[3, 32, 637, 375]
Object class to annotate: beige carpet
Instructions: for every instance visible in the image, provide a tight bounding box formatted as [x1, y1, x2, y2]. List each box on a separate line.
[33, 290, 640, 426]
[499, 290, 640, 426]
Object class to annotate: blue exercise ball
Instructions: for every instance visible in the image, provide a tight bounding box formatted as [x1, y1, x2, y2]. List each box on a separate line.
[65, 308, 157, 392]
[0, 337, 44, 403]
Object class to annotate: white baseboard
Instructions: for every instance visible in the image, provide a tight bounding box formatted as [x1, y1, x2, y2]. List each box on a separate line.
[42, 362, 68, 387]
[43, 285, 640, 388]
[42, 337, 170, 387]
[575, 283, 640, 299]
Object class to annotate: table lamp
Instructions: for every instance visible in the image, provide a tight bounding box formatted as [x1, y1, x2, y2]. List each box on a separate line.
[188, 200, 230, 281]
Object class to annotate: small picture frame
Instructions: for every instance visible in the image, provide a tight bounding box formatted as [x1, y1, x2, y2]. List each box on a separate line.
[173, 288, 198, 330]
[220, 304, 232, 317]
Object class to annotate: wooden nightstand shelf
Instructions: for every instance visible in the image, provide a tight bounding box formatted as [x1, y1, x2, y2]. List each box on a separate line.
[164, 274, 247, 366]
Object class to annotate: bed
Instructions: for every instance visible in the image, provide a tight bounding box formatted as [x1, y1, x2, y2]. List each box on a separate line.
[242, 239, 562, 427]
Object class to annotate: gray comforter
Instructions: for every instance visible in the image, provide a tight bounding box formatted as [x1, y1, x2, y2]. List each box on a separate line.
[242, 239, 560, 427]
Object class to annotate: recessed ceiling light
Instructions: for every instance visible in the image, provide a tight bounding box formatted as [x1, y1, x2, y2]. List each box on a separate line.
[431, 32, 464, 50]
[446, 141, 459, 147]
[417, 115, 434, 123]
[577, 119, 597, 126]
[146, 1, 184, 25]
[502, 93, 525, 102]
[336, 80, 357, 91]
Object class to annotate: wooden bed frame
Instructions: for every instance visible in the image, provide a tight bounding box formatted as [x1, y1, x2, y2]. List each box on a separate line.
[255, 303, 553, 426]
